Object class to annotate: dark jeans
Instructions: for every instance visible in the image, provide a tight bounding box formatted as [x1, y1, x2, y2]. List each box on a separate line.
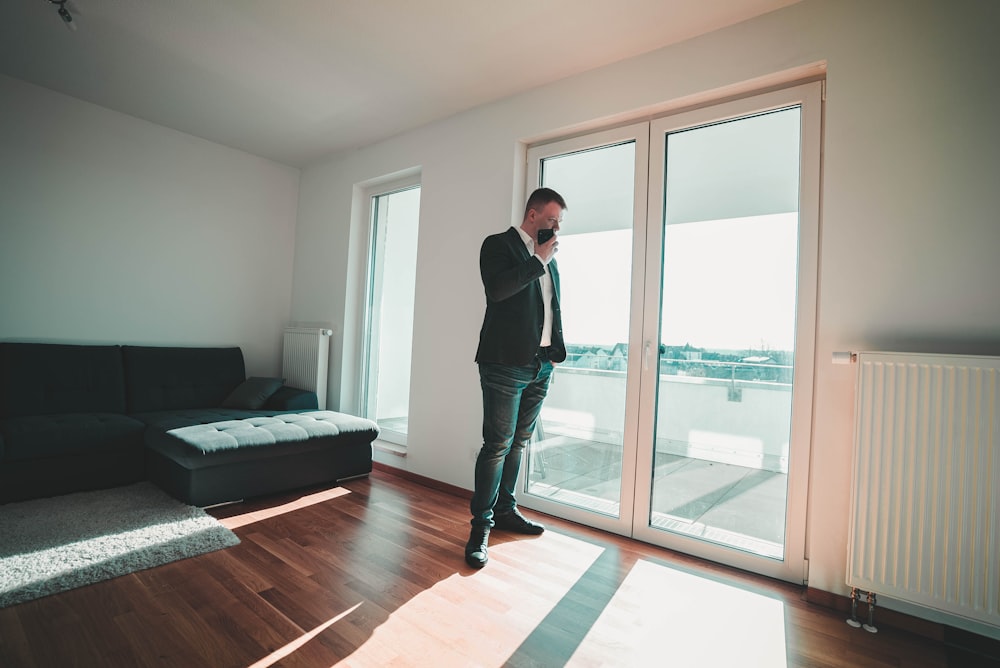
[471, 354, 554, 528]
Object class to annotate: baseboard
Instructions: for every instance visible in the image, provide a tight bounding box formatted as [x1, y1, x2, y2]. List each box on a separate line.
[805, 588, 1000, 661]
[372, 461, 471, 500]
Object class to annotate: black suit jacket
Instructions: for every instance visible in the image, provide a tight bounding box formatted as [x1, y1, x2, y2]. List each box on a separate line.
[475, 227, 566, 366]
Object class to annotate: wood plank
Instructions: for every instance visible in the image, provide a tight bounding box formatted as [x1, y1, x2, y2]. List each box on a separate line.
[0, 469, 996, 667]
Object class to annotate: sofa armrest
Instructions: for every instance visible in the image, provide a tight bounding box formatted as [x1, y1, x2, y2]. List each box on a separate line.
[264, 386, 319, 411]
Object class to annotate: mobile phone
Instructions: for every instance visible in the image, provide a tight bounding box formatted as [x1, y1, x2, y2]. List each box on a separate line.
[537, 228, 555, 244]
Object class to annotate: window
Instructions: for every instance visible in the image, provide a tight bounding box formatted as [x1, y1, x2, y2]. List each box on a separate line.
[362, 181, 420, 446]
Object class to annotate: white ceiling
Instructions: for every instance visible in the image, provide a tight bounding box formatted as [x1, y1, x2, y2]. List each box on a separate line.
[0, 0, 799, 167]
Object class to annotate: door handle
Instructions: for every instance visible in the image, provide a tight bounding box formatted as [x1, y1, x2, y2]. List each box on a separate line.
[644, 342, 665, 371]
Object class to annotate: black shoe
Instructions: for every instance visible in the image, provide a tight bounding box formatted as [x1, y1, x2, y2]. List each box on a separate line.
[493, 509, 545, 535]
[465, 526, 490, 568]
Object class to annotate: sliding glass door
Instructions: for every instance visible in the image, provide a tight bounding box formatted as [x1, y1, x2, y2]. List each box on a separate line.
[520, 83, 822, 582]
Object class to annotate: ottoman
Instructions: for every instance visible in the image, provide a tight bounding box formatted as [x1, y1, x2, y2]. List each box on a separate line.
[144, 411, 378, 506]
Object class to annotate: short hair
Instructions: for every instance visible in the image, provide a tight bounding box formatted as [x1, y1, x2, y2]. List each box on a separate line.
[523, 187, 567, 220]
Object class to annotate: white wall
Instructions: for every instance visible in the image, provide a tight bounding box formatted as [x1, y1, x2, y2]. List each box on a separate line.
[0, 75, 300, 375]
[292, 0, 1000, 624]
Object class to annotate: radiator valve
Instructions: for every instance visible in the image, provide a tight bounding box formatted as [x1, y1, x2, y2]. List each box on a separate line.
[846, 587, 878, 633]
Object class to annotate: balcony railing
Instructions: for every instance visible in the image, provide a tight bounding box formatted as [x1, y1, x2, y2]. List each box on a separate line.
[542, 357, 793, 473]
[529, 356, 794, 559]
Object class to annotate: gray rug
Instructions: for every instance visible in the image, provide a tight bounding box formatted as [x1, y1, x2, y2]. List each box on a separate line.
[0, 482, 240, 608]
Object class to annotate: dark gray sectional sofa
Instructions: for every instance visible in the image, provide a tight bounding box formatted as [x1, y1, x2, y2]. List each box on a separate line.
[0, 342, 378, 506]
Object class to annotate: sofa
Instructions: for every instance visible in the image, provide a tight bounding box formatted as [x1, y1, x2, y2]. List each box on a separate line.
[0, 342, 379, 506]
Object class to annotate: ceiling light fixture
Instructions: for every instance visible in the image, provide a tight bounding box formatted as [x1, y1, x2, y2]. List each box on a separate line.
[48, 0, 77, 31]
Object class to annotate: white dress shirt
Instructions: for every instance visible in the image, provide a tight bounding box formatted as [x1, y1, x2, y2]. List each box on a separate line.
[514, 225, 554, 347]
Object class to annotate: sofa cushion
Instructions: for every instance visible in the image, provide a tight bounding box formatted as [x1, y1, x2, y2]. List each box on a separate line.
[0, 343, 127, 418]
[221, 377, 284, 409]
[263, 386, 319, 411]
[122, 346, 245, 413]
[1, 412, 146, 461]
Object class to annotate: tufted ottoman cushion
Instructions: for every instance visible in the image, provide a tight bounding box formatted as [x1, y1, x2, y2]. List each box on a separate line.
[143, 411, 378, 506]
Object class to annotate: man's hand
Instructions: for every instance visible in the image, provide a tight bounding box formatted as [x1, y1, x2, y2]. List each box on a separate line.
[536, 234, 558, 262]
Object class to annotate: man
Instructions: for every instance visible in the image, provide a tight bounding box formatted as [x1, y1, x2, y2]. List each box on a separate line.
[466, 187, 567, 568]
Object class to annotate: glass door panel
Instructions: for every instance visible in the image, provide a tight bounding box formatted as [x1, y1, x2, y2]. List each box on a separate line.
[635, 83, 821, 582]
[520, 124, 649, 535]
[652, 108, 800, 560]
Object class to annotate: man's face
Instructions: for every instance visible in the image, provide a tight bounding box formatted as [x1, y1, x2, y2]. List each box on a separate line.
[528, 201, 563, 236]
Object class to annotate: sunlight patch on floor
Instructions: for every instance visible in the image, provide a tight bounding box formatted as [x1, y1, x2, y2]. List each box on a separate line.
[217, 487, 351, 529]
[336, 532, 606, 666]
[248, 602, 362, 668]
[570, 559, 787, 667]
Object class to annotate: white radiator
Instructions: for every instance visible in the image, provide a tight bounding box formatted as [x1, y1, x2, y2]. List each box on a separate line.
[846, 351, 1000, 630]
[281, 327, 332, 410]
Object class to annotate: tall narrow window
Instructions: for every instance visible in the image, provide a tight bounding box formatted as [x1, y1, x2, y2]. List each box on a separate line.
[363, 183, 420, 446]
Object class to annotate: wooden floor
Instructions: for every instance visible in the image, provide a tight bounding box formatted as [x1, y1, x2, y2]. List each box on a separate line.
[1, 469, 997, 667]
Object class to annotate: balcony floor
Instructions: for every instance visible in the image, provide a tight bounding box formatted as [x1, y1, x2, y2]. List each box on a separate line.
[527, 437, 787, 559]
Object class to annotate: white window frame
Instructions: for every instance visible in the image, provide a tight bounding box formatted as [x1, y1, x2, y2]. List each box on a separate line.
[359, 174, 421, 449]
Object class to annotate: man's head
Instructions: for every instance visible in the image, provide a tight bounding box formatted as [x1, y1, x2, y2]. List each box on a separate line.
[522, 187, 566, 239]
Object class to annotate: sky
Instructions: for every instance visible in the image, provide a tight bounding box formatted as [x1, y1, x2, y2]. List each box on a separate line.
[557, 212, 798, 352]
